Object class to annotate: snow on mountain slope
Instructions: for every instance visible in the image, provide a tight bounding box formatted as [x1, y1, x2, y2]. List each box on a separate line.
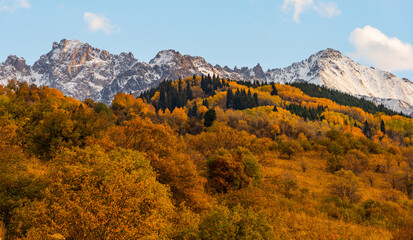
[31, 39, 138, 101]
[0, 40, 274, 105]
[265, 51, 323, 85]
[0, 55, 35, 83]
[360, 96, 413, 116]
[316, 49, 413, 106]
[0, 39, 412, 115]
[263, 49, 413, 115]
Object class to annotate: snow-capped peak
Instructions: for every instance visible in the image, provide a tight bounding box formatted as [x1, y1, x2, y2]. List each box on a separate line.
[317, 48, 344, 59]
[273, 48, 413, 115]
[149, 49, 181, 66]
[1, 41, 412, 115]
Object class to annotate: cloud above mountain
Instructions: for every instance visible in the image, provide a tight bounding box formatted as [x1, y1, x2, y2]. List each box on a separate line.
[83, 12, 119, 35]
[282, 0, 340, 23]
[349, 25, 413, 72]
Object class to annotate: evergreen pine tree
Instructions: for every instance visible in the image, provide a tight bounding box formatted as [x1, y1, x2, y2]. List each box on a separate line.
[253, 93, 259, 107]
[363, 120, 372, 138]
[178, 78, 182, 93]
[271, 83, 278, 96]
[186, 84, 193, 100]
[234, 89, 240, 109]
[188, 102, 198, 118]
[159, 85, 166, 111]
[167, 89, 173, 111]
[204, 109, 216, 127]
[201, 75, 207, 92]
[226, 89, 234, 109]
[380, 119, 386, 134]
[202, 99, 209, 108]
[192, 102, 198, 118]
[247, 89, 253, 108]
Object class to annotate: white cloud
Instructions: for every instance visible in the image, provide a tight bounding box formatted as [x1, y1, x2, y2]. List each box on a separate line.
[314, 1, 340, 18]
[282, 0, 314, 23]
[349, 25, 413, 72]
[0, 0, 30, 12]
[83, 12, 119, 35]
[281, 0, 340, 23]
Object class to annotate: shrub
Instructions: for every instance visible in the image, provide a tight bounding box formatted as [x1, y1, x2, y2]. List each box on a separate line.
[278, 140, 303, 159]
[361, 199, 384, 224]
[343, 149, 369, 175]
[207, 147, 261, 193]
[198, 204, 274, 240]
[329, 169, 361, 203]
[326, 155, 344, 173]
[279, 174, 299, 199]
[320, 196, 363, 223]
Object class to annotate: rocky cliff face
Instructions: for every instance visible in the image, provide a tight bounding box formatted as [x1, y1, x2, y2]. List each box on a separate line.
[0, 55, 33, 82]
[0, 40, 264, 104]
[31, 39, 138, 101]
[1, 39, 412, 115]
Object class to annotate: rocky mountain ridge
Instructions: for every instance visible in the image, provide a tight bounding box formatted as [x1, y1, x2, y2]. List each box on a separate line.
[1, 39, 412, 115]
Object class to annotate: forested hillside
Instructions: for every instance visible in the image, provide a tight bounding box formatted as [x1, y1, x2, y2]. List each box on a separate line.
[0, 76, 412, 239]
[290, 82, 407, 117]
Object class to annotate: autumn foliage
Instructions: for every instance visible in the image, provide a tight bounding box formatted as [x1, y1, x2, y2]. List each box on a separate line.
[0, 77, 412, 239]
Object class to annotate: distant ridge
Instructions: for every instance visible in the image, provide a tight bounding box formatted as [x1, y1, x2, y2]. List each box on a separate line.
[1, 39, 412, 115]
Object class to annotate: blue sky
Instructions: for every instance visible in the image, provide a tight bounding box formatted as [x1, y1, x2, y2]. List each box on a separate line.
[1, 0, 412, 79]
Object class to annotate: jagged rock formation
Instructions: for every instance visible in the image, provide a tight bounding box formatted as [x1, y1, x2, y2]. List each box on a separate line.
[1, 39, 412, 115]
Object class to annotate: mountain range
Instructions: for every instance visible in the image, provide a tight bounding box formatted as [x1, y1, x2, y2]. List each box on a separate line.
[1, 39, 412, 116]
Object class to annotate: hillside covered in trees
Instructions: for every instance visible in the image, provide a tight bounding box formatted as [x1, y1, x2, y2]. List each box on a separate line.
[0, 76, 413, 239]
